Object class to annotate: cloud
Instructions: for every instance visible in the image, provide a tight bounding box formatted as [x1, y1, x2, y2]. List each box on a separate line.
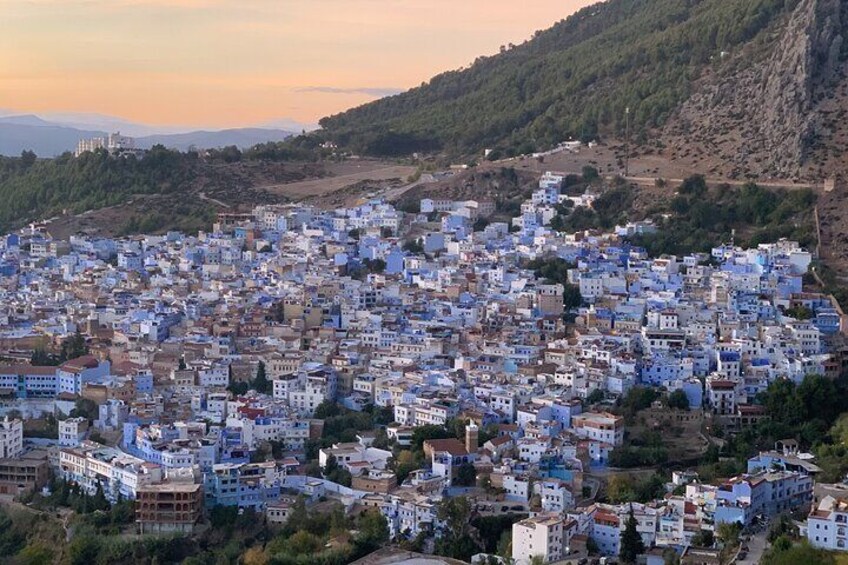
[296, 86, 403, 97]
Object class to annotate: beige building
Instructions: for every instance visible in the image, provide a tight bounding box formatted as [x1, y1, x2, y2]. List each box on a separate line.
[0, 449, 49, 496]
[537, 284, 564, 316]
[136, 482, 203, 534]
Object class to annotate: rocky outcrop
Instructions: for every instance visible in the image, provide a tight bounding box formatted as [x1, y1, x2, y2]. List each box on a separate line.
[663, 0, 845, 180]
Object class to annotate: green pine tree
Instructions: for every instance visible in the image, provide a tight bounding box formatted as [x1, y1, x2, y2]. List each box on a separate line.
[620, 505, 645, 564]
[251, 361, 272, 395]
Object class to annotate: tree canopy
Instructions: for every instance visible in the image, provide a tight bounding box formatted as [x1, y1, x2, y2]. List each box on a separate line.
[0, 136, 326, 235]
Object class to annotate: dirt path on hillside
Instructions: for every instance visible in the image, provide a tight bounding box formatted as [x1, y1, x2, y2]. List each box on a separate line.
[489, 144, 822, 191]
[256, 163, 416, 199]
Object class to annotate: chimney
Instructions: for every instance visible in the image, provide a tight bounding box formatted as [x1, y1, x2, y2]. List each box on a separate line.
[465, 420, 479, 454]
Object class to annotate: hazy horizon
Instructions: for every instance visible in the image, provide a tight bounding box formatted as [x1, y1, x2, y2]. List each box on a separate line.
[1, 0, 596, 128]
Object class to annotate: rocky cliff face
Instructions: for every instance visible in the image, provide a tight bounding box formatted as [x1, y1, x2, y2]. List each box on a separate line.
[663, 0, 846, 180]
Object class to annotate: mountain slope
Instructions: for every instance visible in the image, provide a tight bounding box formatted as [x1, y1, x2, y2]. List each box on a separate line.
[0, 122, 106, 157]
[319, 0, 841, 165]
[662, 0, 847, 180]
[135, 128, 293, 151]
[0, 115, 56, 127]
[27, 112, 177, 137]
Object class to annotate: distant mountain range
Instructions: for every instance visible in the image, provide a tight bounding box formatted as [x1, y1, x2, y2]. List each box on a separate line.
[133, 128, 296, 152]
[0, 119, 105, 157]
[0, 112, 317, 156]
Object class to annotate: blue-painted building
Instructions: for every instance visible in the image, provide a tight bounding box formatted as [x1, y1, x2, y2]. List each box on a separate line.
[203, 461, 281, 510]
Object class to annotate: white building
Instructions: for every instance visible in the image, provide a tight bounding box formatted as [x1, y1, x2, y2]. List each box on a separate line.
[0, 417, 23, 459]
[382, 490, 438, 538]
[318, 441, 392, 472]
[512, 514, 566, 564]
[59, 417, 89, 447]
[59, 441, 163, 502]
[536, 478, 574, 513]
[808, 496, 848, 551]
[570, 412, 624, 446]
[503, 473, 532, 501]
[97, 399, 129, 431]
[196, 364, 229, 388]
[75, 132, 136, 156]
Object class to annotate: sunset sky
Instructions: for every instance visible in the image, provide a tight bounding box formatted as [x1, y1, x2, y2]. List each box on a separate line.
[0, 0, 596, 128]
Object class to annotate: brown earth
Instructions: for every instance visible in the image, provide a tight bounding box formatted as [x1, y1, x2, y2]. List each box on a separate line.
[258, 161, 416, 199]
[479, 144, 823, 191]
[398, 167, 538, 206]
[813, 183, 848, 281]
[44, 159, 414, 238]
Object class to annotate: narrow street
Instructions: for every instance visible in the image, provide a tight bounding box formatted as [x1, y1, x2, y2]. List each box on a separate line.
[735, 527, 768, 564]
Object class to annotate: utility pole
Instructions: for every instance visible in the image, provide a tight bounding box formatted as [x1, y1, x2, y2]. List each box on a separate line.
[624, 106, 631, 178]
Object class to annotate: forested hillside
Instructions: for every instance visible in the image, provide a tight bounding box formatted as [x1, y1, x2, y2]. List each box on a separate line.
[0, 139, 323, 234]
[319, 0, 801, 157]
[0, 147, 194, 231]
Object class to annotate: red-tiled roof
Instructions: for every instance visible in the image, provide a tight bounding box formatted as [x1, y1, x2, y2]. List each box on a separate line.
[487, 435, 512, 447]
[424, 438, 468, 457]
[60, 355, 99, 373]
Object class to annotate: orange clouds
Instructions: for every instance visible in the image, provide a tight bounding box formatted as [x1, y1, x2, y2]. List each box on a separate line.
[0, 0, 597, 127]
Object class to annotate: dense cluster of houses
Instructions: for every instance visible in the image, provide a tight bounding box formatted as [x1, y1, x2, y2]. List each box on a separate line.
[0, 171, 845, 562]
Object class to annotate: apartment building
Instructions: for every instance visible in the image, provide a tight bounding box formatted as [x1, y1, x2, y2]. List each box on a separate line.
[512, 514, 568, 564]
[570, 412, 624, 446]
[0, 449, 49, 495]
[0, 417, 23, 459]
[808, 496, 848, 550]
[136, 482, 203, 534]
[59, 441, 163, 502]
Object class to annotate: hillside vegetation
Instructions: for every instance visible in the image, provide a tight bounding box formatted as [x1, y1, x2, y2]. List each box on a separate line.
[0, 147, 194, 232]
[0, 139, 324, 234]
[627, 178, 818, 255]
[534, 172, 817, 257]
[320, 0, 800, 157]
